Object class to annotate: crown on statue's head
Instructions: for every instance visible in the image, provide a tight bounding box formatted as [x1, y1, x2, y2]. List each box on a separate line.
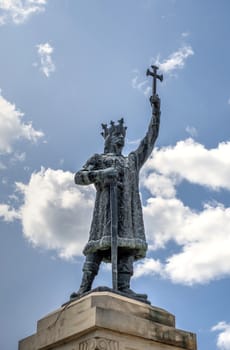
[101, 118, 127, 139]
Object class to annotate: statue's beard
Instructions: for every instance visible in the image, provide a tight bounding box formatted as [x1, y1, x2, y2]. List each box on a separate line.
[117, 140, 124, 147]
[105, 142, 123, 155]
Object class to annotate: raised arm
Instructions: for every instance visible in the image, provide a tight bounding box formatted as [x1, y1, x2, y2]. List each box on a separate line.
[132, 94, 161, 170]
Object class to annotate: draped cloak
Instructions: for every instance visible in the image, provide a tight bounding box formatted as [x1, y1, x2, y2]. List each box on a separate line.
[75, 108, 160, 262]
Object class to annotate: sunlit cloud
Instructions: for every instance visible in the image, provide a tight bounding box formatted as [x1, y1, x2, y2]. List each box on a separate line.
[143, 198, 230, 285]
[135, 138, 230, 285]
[144, 138, 230, 191]
[133, 190, 230, 285]
[0, 0, 47, 25]
[0, 167, 94, 259]
[0, 203, 21, 221]
[0, 92, 44, 154]
[36, 42, 55, 77]
[133, 44, 194, 96]
[155, 45, 194, 74]
[15, 168, 94, 260]
[212, 322, 230, 350]
[134, 258, 163, 278]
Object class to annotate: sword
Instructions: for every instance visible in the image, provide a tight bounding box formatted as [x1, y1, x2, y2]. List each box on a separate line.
[110, 179, 118, 291]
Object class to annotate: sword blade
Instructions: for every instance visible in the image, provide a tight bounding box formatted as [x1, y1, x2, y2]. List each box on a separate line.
[110, 181, 118, 290]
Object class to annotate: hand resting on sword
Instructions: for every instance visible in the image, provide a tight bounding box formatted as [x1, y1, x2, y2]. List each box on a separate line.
[100, 167, 118, 185]
[90, 167, 118, 186]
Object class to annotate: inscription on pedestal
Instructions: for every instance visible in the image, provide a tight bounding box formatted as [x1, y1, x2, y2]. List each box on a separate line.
[79, 337, 119, 350]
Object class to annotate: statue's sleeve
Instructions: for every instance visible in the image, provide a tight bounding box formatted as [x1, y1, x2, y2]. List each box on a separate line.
[74, 154, 101, 185]
[132, 103, 160, 170]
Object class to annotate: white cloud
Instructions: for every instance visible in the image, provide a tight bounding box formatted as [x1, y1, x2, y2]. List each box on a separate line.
[212, 322, 230, 350]
[228, 98, 230, 105]
[185, 125, 198, 137]
[133, 45, 194, 96]
[144, 138, 230, 191]
[134, 138, 230, 285]
[0, 204, 21, 221]
[134, 258, 163, 278]
[0, 0, 47, 25]
[36, 42, 55, 77]
[15, 168, 95, 259]
[155, 45, 194, 73]
[141, 172, 177, 198]
[131, 69, 151, 96]
[0, 93, 44, 154]
[139, 197, 230, 285]
[181, 32, 190, 38]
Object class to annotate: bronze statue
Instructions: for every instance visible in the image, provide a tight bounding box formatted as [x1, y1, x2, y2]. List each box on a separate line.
[70, 66, 162, 302]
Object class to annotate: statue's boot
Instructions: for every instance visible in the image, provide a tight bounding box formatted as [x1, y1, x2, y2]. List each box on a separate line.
[117, 272, 148, 300]
[70, 271, 95, 299]
[70, 253, 102, 300]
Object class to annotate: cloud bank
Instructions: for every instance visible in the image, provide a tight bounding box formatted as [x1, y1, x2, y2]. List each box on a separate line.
[136, 138, 230, 285]
[0, 93, 44, 154]
[0, 0, 47, 25]
[15, 168, 94, 259]
[144, 138, 230, 191]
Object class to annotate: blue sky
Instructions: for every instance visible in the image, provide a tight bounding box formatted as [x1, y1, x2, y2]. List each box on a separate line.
[0, 1, 230, 349]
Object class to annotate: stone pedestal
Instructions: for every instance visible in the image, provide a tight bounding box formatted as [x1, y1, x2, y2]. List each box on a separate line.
[19, 291, 197, 350]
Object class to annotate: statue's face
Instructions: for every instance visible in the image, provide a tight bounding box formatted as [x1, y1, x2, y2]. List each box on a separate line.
[110, 131, 125, 149]
[104, 131, 125, 154]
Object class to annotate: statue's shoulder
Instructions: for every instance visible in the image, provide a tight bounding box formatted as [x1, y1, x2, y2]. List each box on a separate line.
[90, 153, 101, 161]
[85, 153, 102, 166]
[127, 151, 139, 169]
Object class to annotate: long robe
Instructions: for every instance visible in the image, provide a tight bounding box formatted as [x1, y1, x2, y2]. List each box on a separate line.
[75, 107, 160, 262]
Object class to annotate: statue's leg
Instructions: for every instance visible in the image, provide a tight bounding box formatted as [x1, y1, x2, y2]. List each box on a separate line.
[117, 254, 134, 293]
[117, 253, 147, 299]
[70, 252, 102, 299]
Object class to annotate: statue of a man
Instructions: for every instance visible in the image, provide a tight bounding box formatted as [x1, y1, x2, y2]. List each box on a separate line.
[70, 94, 161, 299]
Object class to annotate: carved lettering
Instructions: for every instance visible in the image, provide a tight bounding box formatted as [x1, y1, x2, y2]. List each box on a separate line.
[79, 337, 119, 350]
